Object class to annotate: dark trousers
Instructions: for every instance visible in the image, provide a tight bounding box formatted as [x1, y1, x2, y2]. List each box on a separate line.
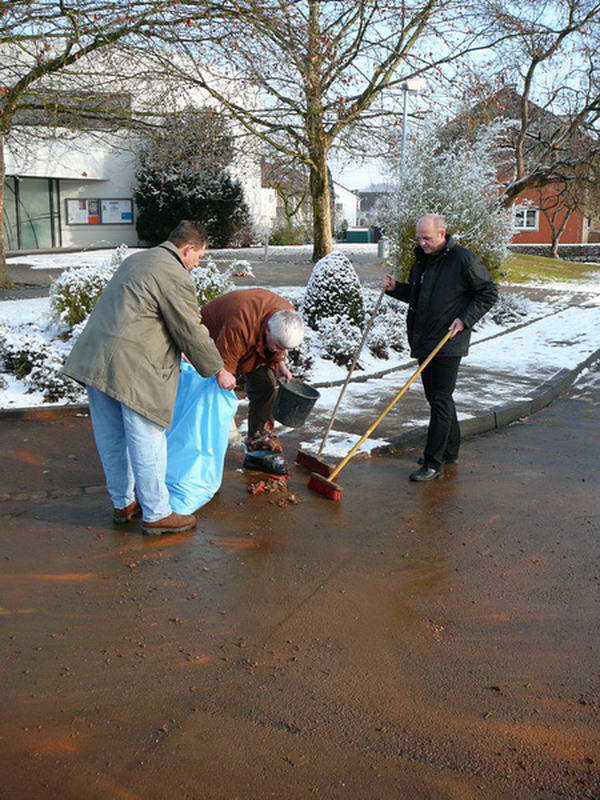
[419, 355, 461, 470]
[245, 366, 277, 440]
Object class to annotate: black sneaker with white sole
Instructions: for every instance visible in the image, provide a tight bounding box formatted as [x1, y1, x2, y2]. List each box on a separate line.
[243, 452, 288, 476]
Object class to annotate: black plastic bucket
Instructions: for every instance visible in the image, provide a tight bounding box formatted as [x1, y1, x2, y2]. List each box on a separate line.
[273, 379, 321, 428]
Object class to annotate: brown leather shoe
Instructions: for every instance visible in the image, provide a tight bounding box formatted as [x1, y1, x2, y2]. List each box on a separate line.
[113, 500, 141, 524]
[142, 512, 197, 535]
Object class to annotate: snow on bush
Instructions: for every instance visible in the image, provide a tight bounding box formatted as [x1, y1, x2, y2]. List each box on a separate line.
[191, 256, 234, 307]
[27, 350, 85, 403]
[379, 121, 513, 281]
[49, 244, 128, 327]
[0, 324, 51, 379]
[287, 335, 315, 381]
[374, 298, 408, 354]
[366, 316, 390, 359]
[0, 323, 84, 402]
[303, 251, 365, 331]
[229, 259, 255, 277]
[489, 293, 529, 326]
[318, 315, 363, 368]
[192, 257, 256, 307]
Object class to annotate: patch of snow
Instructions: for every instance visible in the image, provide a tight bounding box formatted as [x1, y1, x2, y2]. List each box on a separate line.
[7, 249, 144, 271]
[299, 430, 388, 458]
[0, 297, 50, 325]
[0, 372, 57, 408]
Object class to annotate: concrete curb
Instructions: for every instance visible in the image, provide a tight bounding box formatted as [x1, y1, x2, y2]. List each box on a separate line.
[375, 347, 600, 457]
[0, 403, 88, 421]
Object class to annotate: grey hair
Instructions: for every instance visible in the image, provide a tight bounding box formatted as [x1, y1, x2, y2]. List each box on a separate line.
[267, 310, 305, 349]
[418, 213, 446, 232]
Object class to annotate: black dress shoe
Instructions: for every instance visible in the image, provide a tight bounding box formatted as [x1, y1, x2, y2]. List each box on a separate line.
[418, 455, 459, 466]
[243, 452, 288, 476]
[409, 465, 442, 482]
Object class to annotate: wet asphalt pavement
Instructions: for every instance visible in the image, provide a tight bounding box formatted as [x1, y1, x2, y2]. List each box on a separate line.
[1, 364, 599, 799]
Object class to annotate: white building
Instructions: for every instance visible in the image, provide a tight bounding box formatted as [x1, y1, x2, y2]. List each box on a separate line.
[3, 127, 276, 253]
[333, 181, 359, 229]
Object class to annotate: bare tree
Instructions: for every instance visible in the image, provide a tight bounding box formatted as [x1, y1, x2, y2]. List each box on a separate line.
[142, 0, 511, 261]
[262, 158, 311, 243]
[535, 173, 600, 257]
[450, 1, 600, 209]
[0, 1, 217, 285]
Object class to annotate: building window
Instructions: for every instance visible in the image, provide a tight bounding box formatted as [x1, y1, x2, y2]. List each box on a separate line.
[3, 177, 61, 251]
[514, 207, 538, 231]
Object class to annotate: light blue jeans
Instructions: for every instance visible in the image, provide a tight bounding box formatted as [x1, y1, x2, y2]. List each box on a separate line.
[87, 387, 172, 522]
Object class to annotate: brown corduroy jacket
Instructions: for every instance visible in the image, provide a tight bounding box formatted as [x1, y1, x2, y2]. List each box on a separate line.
[201, 289, 293, 374]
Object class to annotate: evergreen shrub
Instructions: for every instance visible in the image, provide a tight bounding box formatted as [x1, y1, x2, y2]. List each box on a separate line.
[191, 257, 234, 306]
[318, 315, 363, 368]
[49, 245, 128, 327]
[287, 336, 315, 381]
[303, 251, 365, 331]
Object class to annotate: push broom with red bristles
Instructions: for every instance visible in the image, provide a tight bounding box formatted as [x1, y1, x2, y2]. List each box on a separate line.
[296, 282, 387, 478]
[308, 330, 454, 501]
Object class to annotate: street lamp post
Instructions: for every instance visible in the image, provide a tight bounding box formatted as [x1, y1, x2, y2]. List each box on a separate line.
[398, 77, 427, 173]
[377, 78, 427, 261]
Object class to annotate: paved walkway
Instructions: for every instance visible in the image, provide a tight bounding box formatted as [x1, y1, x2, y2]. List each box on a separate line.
[0, 365, 598, 799]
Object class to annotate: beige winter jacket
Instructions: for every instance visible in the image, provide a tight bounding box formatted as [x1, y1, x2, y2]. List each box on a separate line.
[63, 241, 223, 428]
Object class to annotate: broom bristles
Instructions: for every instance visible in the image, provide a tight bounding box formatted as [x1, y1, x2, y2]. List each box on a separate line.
[296, 450, 334, 477]
[307, 472, 343, 501]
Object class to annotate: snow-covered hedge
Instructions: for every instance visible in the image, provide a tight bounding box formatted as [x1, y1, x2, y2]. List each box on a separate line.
[303, 251, 365, 331]
[49, 245, 128, 327]
[0, 325, 51, 379]
[287, 336, 315, 381]
[0, 323, 84, 402]
[489, 293, 529, 325]
[50, 246, 248, 329]
[318, 314, 363, 367]
[367, 298, 407, 356]
[191, 257, 235, 306]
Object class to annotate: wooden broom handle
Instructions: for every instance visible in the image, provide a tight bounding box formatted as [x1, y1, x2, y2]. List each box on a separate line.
[328, 330, 454, 483]
[317, 285, 387, 456]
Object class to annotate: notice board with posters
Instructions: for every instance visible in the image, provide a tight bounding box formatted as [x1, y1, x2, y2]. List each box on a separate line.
[65, 198, 134, 225]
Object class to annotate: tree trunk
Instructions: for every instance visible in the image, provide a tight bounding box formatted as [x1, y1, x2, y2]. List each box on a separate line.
[306, 0, 332, 263]
[309, 151, 333, 262]
[550, 236, 560, 259]
[0, 135, 10, 287]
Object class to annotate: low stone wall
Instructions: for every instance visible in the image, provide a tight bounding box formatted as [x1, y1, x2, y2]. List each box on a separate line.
[509, 243, 600, 263]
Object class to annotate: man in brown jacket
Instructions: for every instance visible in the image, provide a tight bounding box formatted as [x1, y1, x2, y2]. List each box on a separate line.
[201, 288, 304, 474]
[63, 221, 236, 534]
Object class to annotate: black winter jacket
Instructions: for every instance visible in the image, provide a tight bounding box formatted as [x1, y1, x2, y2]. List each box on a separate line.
[386, 235, 498, 359]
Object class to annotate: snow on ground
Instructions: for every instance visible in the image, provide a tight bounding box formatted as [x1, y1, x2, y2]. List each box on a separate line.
[0, 296, 51, 326]
[503, 273, 600, 295]
[1, 249, 599, 450]
[467, 305, 600, 376]
[286, 302, 600, 454]
[7, 249, 144, 270]
[8, 242, 378, 270]
[299, 431, 389, 459]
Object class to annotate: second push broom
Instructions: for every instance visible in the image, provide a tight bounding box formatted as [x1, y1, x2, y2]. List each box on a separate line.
[308, 329, 454, 501]
[296, 283, 387, 477]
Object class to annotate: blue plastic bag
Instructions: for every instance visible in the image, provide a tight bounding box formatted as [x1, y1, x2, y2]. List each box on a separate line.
[166, 362, 238, 514]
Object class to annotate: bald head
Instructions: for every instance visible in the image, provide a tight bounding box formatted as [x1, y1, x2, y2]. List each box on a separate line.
[416, 214, 447, 254]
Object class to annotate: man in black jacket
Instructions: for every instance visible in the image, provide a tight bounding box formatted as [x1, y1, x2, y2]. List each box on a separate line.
[384, 213, 498, 481]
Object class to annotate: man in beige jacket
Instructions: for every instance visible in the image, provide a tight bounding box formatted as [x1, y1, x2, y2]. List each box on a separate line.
[63, 221, 236, 534]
